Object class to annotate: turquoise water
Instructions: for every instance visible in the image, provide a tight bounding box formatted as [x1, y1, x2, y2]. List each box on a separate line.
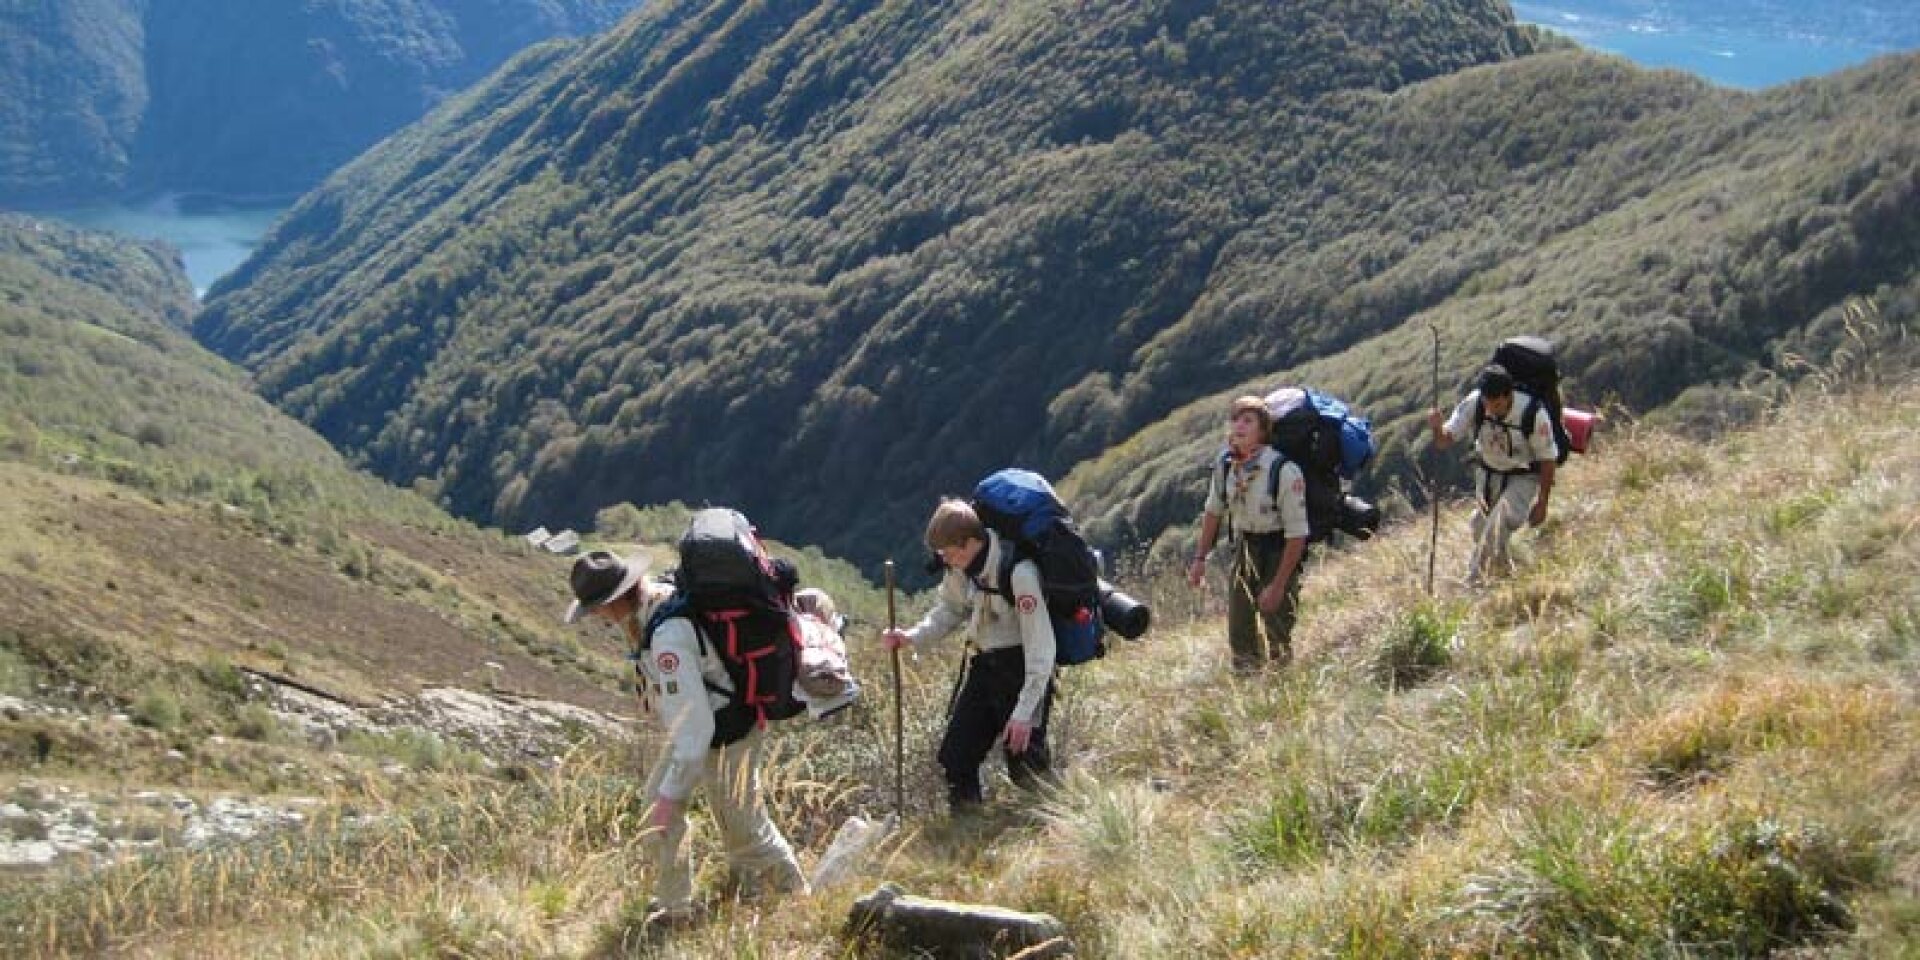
[1513, 2, 1907, 89]
[42, 197, 288, 298]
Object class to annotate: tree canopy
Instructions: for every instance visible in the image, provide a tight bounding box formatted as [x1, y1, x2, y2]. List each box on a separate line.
[196, 0, 1920, 571]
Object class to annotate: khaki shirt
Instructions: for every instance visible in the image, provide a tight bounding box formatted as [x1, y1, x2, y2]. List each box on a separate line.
[903, 530, 1057, 726]
[1443, 389, 1559, 472]
[1204, 446, 1309, 539]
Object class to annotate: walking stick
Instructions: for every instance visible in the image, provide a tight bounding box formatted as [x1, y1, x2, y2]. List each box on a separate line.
[886, 560, 903, 819]
[1427, 323, 1442, 597]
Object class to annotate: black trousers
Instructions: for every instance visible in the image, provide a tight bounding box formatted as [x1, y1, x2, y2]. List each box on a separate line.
[938, 645, 1055, 805]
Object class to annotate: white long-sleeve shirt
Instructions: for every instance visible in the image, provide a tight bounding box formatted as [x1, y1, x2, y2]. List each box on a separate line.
[904, 530, 1057, 725]
[633, 614, 732, 800]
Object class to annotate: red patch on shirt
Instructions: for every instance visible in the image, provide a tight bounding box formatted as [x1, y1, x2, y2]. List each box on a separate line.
[655, 651, 681, 674]
[1292, 478, 1305, 495]
[1016, 594, 1039, 615]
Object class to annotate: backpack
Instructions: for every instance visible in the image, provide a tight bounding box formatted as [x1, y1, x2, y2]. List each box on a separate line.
[1481, 336, 1573, 466]
[1252, 387, 1380, 543]
[642, 508, 804, 747]
[969, 469, 1106, 666]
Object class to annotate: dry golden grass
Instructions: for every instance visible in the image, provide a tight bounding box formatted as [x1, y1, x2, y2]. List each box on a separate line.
[4, 367, 1917, 957]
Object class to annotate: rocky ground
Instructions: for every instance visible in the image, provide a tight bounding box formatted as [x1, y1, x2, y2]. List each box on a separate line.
[0, 676, 632, 875]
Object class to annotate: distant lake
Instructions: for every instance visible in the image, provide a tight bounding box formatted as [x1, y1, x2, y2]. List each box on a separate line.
[42, 197, 289, 298]
[1513, 2, 1908, 89]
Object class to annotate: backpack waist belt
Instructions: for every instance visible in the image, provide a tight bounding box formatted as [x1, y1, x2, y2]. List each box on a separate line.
[1479, 463, 1540, 477]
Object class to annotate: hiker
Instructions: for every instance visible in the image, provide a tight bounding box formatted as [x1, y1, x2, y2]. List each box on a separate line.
[880, 498, 1057, 814]
[562, 549, 808, 933]
[1428, 363, 1559, 584]
[1187, 395, 1311, 673]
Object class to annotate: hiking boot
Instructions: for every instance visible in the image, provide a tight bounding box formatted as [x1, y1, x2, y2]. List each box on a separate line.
[728, 863, 810, 901]
[639, 903, 703, 941]
[947, 796, 986, 820]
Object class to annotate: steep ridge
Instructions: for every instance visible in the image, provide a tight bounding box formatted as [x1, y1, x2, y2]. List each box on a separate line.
[195, 0, 1919, 572]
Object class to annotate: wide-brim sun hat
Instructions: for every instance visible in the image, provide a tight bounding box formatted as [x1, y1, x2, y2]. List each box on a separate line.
[562, 550, 652, 624]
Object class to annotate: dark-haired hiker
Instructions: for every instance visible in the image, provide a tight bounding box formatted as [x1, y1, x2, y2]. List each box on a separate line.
[881, 499, 1057, 814]
[562, 551, 807, 934]
[1188, 395, 1310, 674]
[1428, 364, 1559, 584]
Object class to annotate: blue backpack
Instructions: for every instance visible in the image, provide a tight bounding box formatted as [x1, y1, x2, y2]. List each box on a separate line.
[970, 469, 1106, 665]
[1255, 388, 1379, 542]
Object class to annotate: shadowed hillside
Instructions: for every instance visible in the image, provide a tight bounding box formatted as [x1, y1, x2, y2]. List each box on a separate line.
[194, 0, 1535, 565]
[0, 213, 894, 726]
[195, 0, 1919, 575]
[0, 0, 640, 205]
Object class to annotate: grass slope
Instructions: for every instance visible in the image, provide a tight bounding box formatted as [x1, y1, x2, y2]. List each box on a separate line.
[6, 345, 1912, 957]
[0, 215, 642, 782]
[0, 213, 905, 867]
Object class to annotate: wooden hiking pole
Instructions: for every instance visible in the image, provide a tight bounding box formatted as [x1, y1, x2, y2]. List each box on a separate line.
[886, 560, 903, 819]
[1427, 323, 1442, 597]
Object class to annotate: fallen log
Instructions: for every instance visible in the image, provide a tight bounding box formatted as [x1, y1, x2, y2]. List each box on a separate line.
[847, 883, 1073, 959]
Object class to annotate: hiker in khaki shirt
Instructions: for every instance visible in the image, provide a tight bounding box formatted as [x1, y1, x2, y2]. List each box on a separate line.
[1188, 395, 1311, 673]
[1429, 364, 1559, 584]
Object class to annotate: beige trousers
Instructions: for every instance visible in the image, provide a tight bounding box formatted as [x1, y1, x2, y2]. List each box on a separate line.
[642, 729, 806, 911]
[1471, 470, 1540, 581]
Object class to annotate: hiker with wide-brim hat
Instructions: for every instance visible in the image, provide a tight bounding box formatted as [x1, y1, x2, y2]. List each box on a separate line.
[562, 549, 808, 935]
[563, 549, 654, 623]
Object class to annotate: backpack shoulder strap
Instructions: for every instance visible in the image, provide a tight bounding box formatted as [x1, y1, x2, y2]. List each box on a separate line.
[639, 595, 687, 651]
[1213, 449, 1235, 539]
[1266, 449, 1286, 510]
[994, 537, 1020, 604]
[1475, 395, 1532, 437]
[640, 595, 714, 667]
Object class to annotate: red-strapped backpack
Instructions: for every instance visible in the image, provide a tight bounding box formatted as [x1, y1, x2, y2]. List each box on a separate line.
[642, 508, 803, 746]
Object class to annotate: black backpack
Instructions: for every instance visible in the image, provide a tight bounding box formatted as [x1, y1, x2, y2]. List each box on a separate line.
[1481, 336, 1573, 466]
[970, 469, 1107, 665]
[1232, 388, 1380, 544]
[642, 508, 804, 746]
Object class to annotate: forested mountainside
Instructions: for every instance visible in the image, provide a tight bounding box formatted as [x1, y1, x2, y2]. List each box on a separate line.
[0, 0, 639, 206]
[194, 0, 1920, 570]
[0, 213, 635, 712]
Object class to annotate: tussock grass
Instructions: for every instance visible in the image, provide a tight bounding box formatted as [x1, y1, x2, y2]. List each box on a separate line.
[4, 374, 1918, 956]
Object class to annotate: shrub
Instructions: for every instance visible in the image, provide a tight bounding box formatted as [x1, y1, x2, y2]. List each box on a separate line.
[132, 687, 184, 731]
[1372, 601, 1460, 689]
[233, 704, 280, 743]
